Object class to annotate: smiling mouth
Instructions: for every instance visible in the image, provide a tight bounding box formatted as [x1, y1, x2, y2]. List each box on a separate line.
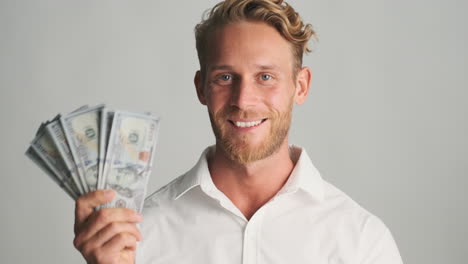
[228, 118, 268, 128]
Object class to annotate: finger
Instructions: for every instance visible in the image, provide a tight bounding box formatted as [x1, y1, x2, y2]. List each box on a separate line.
[102, 233, 138, 253]
[119, 248, 136, 264]
[75, 189, 115, 228]
[75, 208, 142, 245]
[90, 245, 136, 264]
[78, 222, 141, 250]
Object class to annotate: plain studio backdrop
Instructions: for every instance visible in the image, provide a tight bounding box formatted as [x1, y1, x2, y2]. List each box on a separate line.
[1, 0, 466, 263]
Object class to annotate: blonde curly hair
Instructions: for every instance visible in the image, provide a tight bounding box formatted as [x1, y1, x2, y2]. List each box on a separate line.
[195, 0, 316, 74]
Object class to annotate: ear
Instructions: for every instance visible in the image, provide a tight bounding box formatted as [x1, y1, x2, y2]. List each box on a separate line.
[294, 67, 312, 105]
[194, 70, 207, 105]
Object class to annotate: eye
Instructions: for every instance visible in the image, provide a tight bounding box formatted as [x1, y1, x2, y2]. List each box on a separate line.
[213, 73, 233, 85]
[219, 74, 232, 81]
[260, 74, 272, 81]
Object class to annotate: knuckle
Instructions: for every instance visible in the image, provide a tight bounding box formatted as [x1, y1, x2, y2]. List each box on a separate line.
[75, 196, 87, 209]
[72, 236, 81, 249]
[116, 233, 128, 242]
[108, 222, 120, 233]
[81, 242, 94, 257]
[96, 210, 109, 223]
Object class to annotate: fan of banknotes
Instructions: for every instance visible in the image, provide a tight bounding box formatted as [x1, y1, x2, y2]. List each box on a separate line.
[25, 104, 160, 213]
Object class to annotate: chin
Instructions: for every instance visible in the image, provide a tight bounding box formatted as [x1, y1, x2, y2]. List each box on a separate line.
[220, 137, 279, 165]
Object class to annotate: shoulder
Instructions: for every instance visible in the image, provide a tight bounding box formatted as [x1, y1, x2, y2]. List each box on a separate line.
[137, 173, 191, 245]
[141, 173, 187, 217]
[319, 180, 402, 262]
[319, 179, 391, 235]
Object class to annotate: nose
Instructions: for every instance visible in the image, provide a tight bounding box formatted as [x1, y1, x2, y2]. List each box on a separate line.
[230, 78, 257, 110]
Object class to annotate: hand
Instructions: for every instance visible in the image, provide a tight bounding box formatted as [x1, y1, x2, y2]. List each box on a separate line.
[73, 190, 143, 264]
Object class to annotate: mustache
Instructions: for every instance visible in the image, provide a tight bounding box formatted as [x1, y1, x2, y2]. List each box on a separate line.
[216, 107, 270, 120]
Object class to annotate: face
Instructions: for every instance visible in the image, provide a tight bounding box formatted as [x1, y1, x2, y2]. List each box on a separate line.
[195, 21, 310, 164]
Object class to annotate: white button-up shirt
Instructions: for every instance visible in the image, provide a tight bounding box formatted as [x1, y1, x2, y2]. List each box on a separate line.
[136, 146, 403, 264]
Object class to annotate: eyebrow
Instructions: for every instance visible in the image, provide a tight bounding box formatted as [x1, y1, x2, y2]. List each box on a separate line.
[208, 64, 279, 71]
[209, 65, 233, 71]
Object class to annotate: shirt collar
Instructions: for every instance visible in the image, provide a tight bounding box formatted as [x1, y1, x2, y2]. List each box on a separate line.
[174, 146, 214, 200]
[174, 145, 325, 202]
[275, 145, 325, 202]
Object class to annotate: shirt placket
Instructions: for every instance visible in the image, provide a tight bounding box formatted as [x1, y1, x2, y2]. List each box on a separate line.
[242, 208, 266, 264]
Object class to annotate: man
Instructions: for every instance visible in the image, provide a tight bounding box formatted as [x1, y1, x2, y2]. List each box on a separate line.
[73, 0, 404, 263]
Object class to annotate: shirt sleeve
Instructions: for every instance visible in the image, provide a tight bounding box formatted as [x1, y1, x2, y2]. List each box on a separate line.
[357, 215, 404, 264]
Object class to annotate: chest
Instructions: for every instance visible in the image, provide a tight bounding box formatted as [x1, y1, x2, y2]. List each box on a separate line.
[139, 199, 359, 264]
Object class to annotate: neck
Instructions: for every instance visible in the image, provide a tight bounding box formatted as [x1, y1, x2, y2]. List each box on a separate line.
[208, 139, 295, 220]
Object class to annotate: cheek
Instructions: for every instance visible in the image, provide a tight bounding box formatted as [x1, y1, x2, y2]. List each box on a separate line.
[264, 89, 294, 112]
[207, 89, 233, 111]
[263, 78, 295, 102]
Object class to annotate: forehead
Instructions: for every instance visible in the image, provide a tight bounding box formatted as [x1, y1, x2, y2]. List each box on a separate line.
[205, 21, 294, 71]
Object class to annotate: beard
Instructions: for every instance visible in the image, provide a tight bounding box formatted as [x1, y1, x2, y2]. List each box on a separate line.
[208, 100, 293, 165]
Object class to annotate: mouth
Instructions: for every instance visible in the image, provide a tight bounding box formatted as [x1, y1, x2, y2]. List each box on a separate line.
[228, 118, 268, 128]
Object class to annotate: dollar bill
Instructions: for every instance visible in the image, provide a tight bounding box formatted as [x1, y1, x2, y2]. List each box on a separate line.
[98, 108, 114, 190]
[61, 105, 104, 193]
[30, 129, 81, 197]
[70, 105, 89, 113]
[102, 111, 160, 213]
[46, 119, 86, 195]
[35, 122, 47, 136]
[25, 146, 77, 199]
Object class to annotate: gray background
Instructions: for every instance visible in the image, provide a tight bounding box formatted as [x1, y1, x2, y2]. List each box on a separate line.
[1, 0, 466, 263]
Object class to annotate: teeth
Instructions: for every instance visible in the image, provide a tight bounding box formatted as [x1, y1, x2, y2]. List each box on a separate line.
[235, 120, 262, 128]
